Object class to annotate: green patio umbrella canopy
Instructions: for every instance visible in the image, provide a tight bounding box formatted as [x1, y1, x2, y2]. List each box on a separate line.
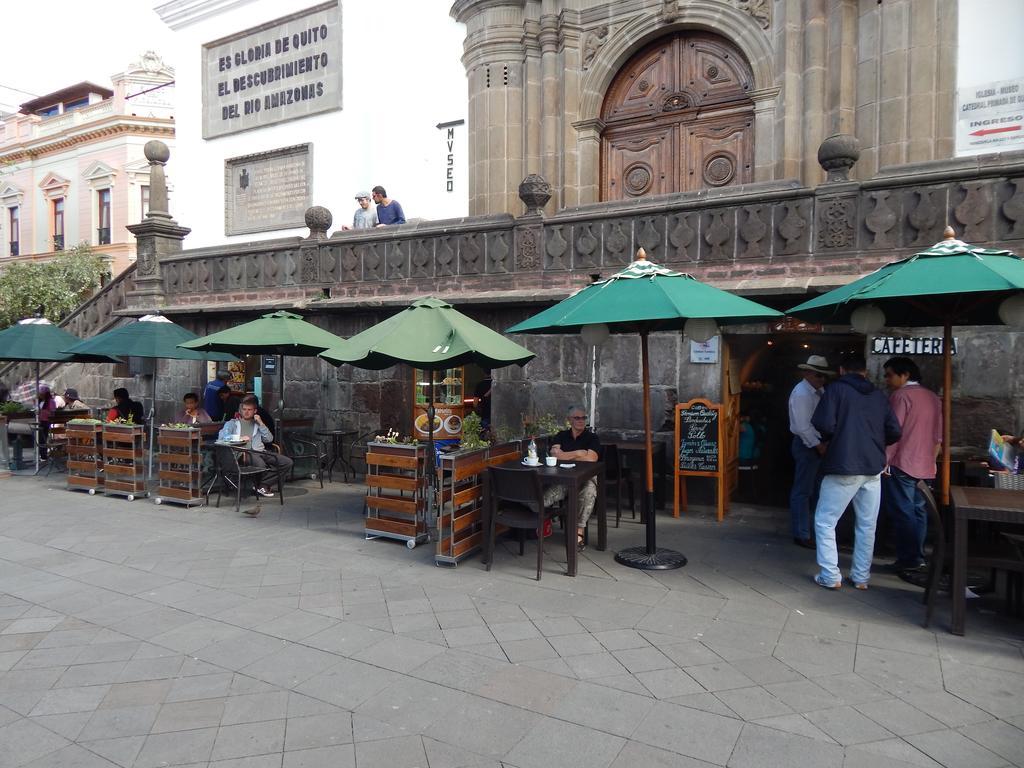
[318, 297, 535, 513]
[0, 317, 120, 474]
[788, 227, 1024, 505]
[508, 250, 783, 571]
[178, 310, 349, 438]
[63, 314, 237, 482]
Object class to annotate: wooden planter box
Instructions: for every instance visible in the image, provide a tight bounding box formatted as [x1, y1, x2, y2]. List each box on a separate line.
[66, 422, 104, 493]
[102, 424, 148, 500]
[155, 427, 203, 507]
[364, 442, 428, 548]
[435, 440, 523, 565]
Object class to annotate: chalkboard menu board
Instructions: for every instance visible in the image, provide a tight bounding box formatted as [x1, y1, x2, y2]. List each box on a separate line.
[678, 401, 720, 473]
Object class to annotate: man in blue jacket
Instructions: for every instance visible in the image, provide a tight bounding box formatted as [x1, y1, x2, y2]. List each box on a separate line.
[811, 353, 901, 590]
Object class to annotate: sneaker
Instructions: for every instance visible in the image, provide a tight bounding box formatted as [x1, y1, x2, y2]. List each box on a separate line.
[852, 581, 869, 590]
[255, 486, 275, 498]
[814, 574, 841, 590]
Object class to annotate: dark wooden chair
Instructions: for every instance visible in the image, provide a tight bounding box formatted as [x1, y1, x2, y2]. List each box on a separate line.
[212, 444, 285, 514]
[602, 444, 635, 527]
[484, 465, 572, 581]
[920, 481, 1024, 628]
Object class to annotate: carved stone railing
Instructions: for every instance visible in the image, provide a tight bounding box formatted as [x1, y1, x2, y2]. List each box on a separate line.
[156, 146, 1024, 310]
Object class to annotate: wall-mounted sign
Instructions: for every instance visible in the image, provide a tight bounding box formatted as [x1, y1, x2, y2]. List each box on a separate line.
[956, 77, 1024, 155]
[689, 337, 720, 363]
[436, 119, 464, 193]
[262, 355, 279, 375]
[202, 1, 342, 139]
[870, 336, 958, 356]
[224, 144, 312, 235]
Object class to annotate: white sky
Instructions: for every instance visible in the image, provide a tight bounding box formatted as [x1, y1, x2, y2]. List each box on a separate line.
[0, 1, 174, 112]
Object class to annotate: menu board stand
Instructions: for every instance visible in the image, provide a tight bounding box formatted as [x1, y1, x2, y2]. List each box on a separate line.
[674, 398, 729, 522]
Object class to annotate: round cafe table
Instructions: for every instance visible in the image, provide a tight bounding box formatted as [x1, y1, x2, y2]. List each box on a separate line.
[315, 429, 358, 482]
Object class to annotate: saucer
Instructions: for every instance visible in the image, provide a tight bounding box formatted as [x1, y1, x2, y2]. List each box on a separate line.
[521, 459, 540, 467]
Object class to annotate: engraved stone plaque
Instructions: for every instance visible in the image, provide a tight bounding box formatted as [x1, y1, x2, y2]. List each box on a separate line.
[224, 144, 312, 235]
[202, 1, 341, 139]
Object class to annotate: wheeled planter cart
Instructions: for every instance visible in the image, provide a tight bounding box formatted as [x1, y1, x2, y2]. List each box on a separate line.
[102, 424, 148, 501]
[66, 422, 104, 494]
[364, 442, 429, 549]
[155, 426, 204, 506]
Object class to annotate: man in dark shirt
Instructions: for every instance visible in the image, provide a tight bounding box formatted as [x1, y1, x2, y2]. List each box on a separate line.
[371, 185, 406, 226]
[204, 371, 231, 421]
[545, 404, 601, 550]
[217, 386, 243, 423]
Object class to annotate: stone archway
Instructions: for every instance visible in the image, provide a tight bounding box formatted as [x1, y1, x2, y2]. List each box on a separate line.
[600, 31, 755, 201]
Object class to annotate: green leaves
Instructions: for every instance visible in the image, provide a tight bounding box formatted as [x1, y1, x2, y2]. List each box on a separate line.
[0, 243, 109, 330]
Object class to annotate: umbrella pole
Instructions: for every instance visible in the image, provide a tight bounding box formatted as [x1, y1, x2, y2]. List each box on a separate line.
[278, 356, 286, 445]
[148, 369, 157, 485]
[426, 370, 436, 534]
[34, 362, 40, 474]
[941, 319, 953, 507]
[614, 331, 687, 570]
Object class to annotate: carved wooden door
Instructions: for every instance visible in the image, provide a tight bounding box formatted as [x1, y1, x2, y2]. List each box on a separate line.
[601, 33, 754, 201]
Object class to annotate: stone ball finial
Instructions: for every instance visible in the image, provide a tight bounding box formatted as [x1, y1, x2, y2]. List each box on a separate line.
[817, 134, 860, 183]
[304, 205, 333, 239]
[518, 174, 552, 216]
[144, 140, 170, 164]
[943, 225, 956, 240]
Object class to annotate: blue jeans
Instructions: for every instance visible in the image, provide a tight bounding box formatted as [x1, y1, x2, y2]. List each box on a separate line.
[882, 467, 928, 568]
[814, 473, 882, 585]
[790, 437, 821, 539]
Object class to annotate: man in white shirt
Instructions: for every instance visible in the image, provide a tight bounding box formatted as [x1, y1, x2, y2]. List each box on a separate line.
[788, 355, 833, 548]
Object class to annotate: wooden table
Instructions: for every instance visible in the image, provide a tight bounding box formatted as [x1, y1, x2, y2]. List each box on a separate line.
[950, 486, 1024, 635]
[490, 459, 606, 577]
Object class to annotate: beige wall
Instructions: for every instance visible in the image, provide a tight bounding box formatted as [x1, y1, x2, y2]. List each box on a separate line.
[452, 0, 958, 215]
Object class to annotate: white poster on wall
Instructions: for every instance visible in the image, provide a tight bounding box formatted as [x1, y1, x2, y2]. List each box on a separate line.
[956, 77, 1024, 155]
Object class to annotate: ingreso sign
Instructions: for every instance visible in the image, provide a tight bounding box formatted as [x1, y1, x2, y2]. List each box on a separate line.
[956, 77, 1024, 155]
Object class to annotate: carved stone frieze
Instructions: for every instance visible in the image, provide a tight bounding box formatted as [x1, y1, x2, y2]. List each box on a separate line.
[411, 238, 433, 278]
[955, 181, 993, 243]
[488, 231, 510, 273]
[582, 25, 608, 70]
[1000, 178, 1024, 239]
[816, 195, 857, 250]
[515, 227, 541, 271]
[386, 241, 408, 280]
[636, 217, 664, 259]
[667, 213, 697, 261]
[300, 248, 320, 283]
[574, 223, 600, 269]
[460, 233, 482, 274]
[436, 236, 456, 276]
[738, 205, 768, 258]
[904, 186, 944, 247]
[702, 209, 733, 260]
[545, 225, 569, 269]
[363, 243, 383, 280]
[776, 201, 809, 255]
[340, 246, 360, 281]
[602, 220, 631, 266]
[863, 191, 898, 248]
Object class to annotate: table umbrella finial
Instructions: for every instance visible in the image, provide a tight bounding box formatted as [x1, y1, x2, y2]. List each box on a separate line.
[943, 225, 956, 240]
[636, 247, 647, 261]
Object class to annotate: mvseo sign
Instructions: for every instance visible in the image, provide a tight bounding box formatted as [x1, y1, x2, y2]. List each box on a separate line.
[436, 119, 464, 193]
[957, 78, 1024, 155]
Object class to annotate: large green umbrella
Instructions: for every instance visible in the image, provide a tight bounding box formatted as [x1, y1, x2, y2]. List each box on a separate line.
[788, 227, 1024, 505]
[178, 310, 348, 438]
[508, 250, 783, 570]
[0, 317, 119, 473]
[63, 314, 237, 482]
[318, 297, 535, 524]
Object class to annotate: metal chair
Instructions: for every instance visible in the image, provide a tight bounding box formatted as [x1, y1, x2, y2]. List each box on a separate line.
[286, 434, 327, 488]
[43, 423, 68, 476]
[212, 444, 282, 514]
[484, 465, 571, 581]
[602, 444, 635, 527]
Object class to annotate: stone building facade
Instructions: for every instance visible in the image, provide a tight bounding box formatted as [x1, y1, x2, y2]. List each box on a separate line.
[451, 0, 957, 215]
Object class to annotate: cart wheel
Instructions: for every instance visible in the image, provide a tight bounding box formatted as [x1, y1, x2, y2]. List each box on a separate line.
[87, 488, 96, 496]
[154, 498, 162, 505]
[126, 494, 135, 502]
[406, 539, 416, 550]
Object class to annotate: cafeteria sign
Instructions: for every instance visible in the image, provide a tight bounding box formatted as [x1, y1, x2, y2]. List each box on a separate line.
[956, 77, 1024, 155]
[871, 336, 958, 356]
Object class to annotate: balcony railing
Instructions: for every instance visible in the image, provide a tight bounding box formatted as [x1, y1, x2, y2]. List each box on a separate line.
[52, 235, 64, 251]
[8, 241, 18, 257]
[97, 227, 111, 245]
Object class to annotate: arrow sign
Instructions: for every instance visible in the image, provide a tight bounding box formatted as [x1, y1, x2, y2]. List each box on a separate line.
[969, 125, 1021, 137]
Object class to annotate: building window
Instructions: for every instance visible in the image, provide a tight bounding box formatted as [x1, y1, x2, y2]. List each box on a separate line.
[8, 206, 18, 257]
[64, 97, 90, 112]
[38, 104, 60, 118]
[53, 197, 64, 251]
[141, 185, 149, 217]
[97, 189, 111, 245]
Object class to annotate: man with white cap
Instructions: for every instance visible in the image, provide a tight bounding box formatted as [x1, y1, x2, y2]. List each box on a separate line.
[343, 192, 378, 230]
[788, 354, 833, 548]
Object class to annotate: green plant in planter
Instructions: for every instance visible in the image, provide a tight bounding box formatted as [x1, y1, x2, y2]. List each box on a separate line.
[459, 412, 489, 451]
[67, 418, 103, 425]
[0, 401, 30, 416]
[493, 423, 518, 445]
[534, 412, 567, 437]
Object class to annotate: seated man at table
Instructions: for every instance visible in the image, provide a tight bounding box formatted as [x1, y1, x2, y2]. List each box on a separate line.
[545, 404, 601, 551]
[175, 392, 212, 425]
[218, 395, 292, 497]
[250, 394, 276, 436]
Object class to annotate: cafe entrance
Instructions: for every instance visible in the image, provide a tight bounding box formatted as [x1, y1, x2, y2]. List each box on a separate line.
[722, 329, 864, 506]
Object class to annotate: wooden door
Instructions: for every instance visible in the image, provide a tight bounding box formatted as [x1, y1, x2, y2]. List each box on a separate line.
[600, 32, 754, 201]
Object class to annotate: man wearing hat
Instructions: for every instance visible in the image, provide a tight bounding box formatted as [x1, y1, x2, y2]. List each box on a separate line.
[61, 388, 88, 411]
[788, 355, 833, 548]
[343, 192, 378, 230]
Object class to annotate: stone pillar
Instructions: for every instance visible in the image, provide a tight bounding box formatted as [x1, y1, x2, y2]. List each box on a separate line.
[514, 174, 550, 272]
[125, 141, 190, 311]
[800, 0, 827, 187]
[773, 0, 805, 181]
[572, 118, 605, 206]
[539, 14, 560, 212]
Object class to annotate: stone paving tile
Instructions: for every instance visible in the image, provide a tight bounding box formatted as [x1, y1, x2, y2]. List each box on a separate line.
[683, 661, 757, 691]
[283, 744, 355, 768]
[353, 734, 428, 768]
[940, 661, 1024, 719]
[853, 697, 945, 736]
[845, 737, 945, 768]
[727, 722, 844, 768]
[802, 704, 895, 745]
[632, 700, 743, 764]
[552, 680, 654, 738]
[132, 726, 219, 768]
[714, 686, 793, 720]
[751, 713, 837, 743]
[905, 728, 1009, 768]
[473, 663, 576, 714]
[210, 719, 286, 761]
[634, 668, 704, 699]
[506, 716, 626, 768]
[562, 651, 630, 679]
[957, 719, 1024, 766]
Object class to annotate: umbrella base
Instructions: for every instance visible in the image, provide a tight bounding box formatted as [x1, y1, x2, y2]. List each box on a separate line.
[614, 546, 687, 570]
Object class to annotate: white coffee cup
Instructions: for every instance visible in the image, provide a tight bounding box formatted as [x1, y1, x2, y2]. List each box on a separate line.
[545, 456, 557, 467]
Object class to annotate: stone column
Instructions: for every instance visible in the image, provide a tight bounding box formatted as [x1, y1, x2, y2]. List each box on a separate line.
[572, 118, 605, 206]
[773, 0, 805, 181]
[801, 0, 827, 187]
[125, 141, 190, 311]
[539, 14, 560, 212]
[559, 18, 583, 210]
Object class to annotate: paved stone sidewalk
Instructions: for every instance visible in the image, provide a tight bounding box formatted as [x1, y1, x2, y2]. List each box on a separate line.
[0, 475, 1021, 768]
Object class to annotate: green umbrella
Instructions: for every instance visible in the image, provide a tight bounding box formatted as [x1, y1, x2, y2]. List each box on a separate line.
[788, 227, 1024, 505]
[0, 317, 119, 473]
[178, 310, 349, 438]
[319, 297, 535, 523]
[63, 314, 237, 482]
[508, 250, 783, 571]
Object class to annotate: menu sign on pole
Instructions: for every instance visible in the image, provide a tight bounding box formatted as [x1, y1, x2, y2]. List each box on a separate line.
[674, 399, 728, 521]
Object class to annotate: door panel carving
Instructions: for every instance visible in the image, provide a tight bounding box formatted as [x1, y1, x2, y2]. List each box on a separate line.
[601, 33, 754, 202]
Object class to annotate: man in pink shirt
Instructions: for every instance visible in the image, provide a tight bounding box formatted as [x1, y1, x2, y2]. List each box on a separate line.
[881, 357, 943, 576]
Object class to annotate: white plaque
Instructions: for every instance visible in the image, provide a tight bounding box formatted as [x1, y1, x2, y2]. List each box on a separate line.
[690, 337, 720, 364]
[202, 1, 342, 139]
[224, 144, 312, 235]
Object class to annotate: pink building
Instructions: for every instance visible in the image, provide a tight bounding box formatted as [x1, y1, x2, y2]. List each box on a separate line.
[0, 53, 175, 276]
